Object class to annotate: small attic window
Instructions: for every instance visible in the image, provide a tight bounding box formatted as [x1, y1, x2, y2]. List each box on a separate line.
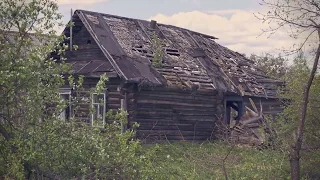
[87, 40, 92, 44]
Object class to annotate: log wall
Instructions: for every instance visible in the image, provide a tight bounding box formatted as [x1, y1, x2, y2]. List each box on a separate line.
[243, 96, 283, 115]
[131, 88, 223, 142]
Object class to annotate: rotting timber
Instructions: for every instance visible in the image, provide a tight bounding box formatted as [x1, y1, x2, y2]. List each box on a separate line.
[56, 9, 284, 142]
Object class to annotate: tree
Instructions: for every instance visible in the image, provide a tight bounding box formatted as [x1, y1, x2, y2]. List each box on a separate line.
[0, 0, 68, 177]
[274, 53, 320, 177]
[249, 53, 288, 80]
[257, 0, 320, 179]
[0, 0, 63, 139]
[0, 0, 155, 179]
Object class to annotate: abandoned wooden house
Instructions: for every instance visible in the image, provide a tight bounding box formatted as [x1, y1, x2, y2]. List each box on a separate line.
[56, 9, 284, 141]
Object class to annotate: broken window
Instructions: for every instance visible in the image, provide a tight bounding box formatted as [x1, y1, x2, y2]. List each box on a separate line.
[91, 93, 106, 127]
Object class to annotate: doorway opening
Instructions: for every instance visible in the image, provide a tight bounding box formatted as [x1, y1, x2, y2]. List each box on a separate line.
[225, 96, 244, 128]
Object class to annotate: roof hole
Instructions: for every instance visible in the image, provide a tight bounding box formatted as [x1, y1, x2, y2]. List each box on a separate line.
[87, 39, 91, 44]
[166, 48, 180, 56]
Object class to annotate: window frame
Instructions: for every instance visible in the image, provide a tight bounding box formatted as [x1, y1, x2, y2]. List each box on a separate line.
[59, 88, 72, 121]
[91, 92, 106, 127]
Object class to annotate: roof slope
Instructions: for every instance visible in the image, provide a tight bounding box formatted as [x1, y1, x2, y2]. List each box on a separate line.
[67, 9, 282, 98]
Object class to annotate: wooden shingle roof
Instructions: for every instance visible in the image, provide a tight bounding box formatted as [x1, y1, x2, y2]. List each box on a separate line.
[64, 9, 282, 98]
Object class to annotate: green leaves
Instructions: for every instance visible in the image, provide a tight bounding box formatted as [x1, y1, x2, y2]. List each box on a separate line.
[0, 0, 156, 177]
[249, 53, 288, 80]
[95, 73, 108, 94]
[276, 53, 320, 147]
[10, 119, 153, 179]
[151, 32, 164, 68]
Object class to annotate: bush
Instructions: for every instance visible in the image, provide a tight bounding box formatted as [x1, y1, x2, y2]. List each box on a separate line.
[0, 114, 156, 179]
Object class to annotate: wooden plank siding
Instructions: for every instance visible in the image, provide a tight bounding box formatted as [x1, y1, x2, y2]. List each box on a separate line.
[66, 20, 107, 61]
[131, 88, 223, 142]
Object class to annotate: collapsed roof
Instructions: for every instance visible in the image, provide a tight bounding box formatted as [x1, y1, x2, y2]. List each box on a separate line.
[63, 9, 282, 98]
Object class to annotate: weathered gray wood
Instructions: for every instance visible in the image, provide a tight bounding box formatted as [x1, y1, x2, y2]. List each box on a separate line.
[133, 87, 221, 141]
[240, 116, 262, 126]
[137, 99, 216, 108]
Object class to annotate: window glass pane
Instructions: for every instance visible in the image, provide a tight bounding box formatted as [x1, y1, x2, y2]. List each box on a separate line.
[99, 105, 104, 118]
[60, 94, 71, 120]
[93, 104, 99, 120]
[93, 94, 98, 103]
[98, 94, 104, 104]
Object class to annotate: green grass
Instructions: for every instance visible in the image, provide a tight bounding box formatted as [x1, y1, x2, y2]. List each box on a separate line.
[145, 142, 320, 180]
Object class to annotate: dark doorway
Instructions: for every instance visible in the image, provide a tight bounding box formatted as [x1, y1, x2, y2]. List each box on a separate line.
[225, 96, 244, 127]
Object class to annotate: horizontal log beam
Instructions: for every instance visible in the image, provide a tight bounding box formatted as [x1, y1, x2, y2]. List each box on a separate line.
[137, 99, 216, 107]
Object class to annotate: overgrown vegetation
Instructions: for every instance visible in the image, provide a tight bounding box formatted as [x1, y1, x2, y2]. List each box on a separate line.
[249, 53, 288, 80]
[151, 32, 164, 68]
[1, 0, 319, 179]
[277, 53, 320, 149]
[149, 141, 320, 179]
[0, 115, 155, 179]
[249, 52, 320, 179]
[0, 0, 155, 179]
[147, 142, 290, 179]
[257, 0, 320, 178]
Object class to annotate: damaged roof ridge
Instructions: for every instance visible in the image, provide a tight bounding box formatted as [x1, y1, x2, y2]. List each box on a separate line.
[74, 9, 218, 40]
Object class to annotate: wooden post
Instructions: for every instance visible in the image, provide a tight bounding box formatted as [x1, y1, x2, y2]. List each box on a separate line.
[70, 9, 73, 51]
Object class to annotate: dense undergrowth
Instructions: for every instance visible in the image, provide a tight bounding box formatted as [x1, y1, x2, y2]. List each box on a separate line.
[145, 142, 320, 180]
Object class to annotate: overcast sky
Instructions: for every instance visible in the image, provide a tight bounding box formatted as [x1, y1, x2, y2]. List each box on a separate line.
[57, 0, 309, 58]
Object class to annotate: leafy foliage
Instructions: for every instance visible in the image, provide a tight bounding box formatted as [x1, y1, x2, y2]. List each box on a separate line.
[249, 53, 288, 79]
[277, 53, 320, 149]
[151, 32, 164, 68]
[257, 1, 320, 178]
[265, 53, 320, 178]
[0, 114, 155, 179]
[0, 0, 156, 179]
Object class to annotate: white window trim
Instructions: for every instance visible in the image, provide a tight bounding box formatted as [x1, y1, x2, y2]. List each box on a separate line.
[91, 92, 106, 127]
[59, 88, 72, 121]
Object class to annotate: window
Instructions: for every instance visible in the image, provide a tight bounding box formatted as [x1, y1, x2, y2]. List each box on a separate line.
[91, 93, 106, 126]
[59, 88, 72, 121]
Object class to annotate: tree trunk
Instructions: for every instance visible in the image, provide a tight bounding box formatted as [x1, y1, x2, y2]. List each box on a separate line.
[290, 32, 320, 180]
[290, 147, 301, 180]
